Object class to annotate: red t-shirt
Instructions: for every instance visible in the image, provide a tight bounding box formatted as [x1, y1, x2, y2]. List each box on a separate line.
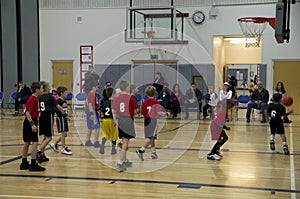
[210, 108, 226, 140]
[112, 93, 138, 117]
[141, 98, 162, 119]
[24, 95, 40, 119]
[87, 92, 99, 110]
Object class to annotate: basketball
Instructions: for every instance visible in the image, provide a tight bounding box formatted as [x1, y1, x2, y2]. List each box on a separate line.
[281, 96, 293, 106]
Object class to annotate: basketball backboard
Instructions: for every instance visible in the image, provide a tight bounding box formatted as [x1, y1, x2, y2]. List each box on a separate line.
[124, 7, 189, 44]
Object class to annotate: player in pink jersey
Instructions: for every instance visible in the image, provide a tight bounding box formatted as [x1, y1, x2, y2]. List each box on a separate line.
[112, 80, 139, 172]
[136, 86, 168, 161]
[207, 101, 230, 161]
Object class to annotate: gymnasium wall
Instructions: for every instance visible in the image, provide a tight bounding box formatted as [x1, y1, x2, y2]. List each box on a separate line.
[0, 0, 39, 103]
[39, 3, 300, 95]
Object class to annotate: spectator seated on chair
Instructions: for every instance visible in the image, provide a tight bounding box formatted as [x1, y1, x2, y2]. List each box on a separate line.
[14, 81, 31, 116]
[246, 81, 269, 123]
[170, 83, 184, 119]
[158, 83, 172, 113]
[203, 87, 218, 120]
[184, 82, 202, 120]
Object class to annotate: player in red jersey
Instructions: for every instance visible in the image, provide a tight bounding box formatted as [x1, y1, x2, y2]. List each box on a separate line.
[20, 82, 46, 171]
[112, 80, 138, 172]
[136, 86, 168, 161]
[207, 101, 229, 161]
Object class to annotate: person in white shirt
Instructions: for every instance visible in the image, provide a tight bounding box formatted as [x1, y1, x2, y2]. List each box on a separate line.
[203, 88, 217, 120]
[219, 82, 232, 121]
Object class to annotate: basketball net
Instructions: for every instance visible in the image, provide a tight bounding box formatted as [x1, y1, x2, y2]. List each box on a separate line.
[238, 17, 268, 48]
[142, 31, 156, 58]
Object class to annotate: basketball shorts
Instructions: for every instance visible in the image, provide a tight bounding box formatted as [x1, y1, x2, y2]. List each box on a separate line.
[118, 116, 135, 139]
[86, 109, 100, 130]
[270, 120, 285, 134]
[39, 112, 54, 137]
[102, 118, 118, 142]
[56, 116, 69, 133]
[23, 118, 38, 142]
[144, 118, 158, 139]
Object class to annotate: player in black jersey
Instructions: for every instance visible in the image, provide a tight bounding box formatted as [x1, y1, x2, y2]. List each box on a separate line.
[99, 87, 118, 155]
[37, 81, 68, 163]
[266, 93, 292, 155]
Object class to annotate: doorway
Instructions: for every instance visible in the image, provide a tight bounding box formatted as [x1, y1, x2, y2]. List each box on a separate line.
[52, 60, 73, 92]
[274, 60, 300, 114]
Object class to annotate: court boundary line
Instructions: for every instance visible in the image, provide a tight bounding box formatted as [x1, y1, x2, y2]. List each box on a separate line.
[0, 173, 300, 194]
[290, 124, 296, 199]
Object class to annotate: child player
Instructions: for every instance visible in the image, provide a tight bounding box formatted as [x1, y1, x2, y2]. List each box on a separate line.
[37, 81, 69, 162]
[20, 82, 45, 171]
[99, 87, 118, 155]
[136, 86, 168, 161]
[112, 80, 138, 172]
[207, 101, 229, 161]
[50, 86, 72, 155]
[266, 93, 292, 155]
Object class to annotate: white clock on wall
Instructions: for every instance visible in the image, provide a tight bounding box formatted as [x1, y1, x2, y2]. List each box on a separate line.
[192, 11, 205, 24]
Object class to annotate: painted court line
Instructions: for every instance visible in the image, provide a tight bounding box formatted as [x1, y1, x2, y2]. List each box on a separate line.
[289, 125, 296, 199]
[0, 195, 78, 199]
[1, 174, 300, 194]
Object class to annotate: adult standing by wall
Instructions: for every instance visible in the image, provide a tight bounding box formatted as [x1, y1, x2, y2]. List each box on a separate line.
[153, 72, 164, 96]
[14, 81, 31, 116]
[246, 81, 269, 123]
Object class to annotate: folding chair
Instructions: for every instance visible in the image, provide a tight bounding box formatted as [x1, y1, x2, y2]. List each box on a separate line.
[236, 95, 250, 120]
[72, 93, 87, 117]
[0, 92, 4, 114]
[5, 92, 17, 114]
[64, 93, 74, 114]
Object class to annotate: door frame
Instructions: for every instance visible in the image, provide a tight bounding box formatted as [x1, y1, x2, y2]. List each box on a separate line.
[51, 59, 74, 91]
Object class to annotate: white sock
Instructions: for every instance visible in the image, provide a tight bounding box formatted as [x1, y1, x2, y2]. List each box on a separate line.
[270, 134, 275, 141]
[151, 147, 156, 153]
[140, 146, 145, 151]
[283, 142, 287, 146]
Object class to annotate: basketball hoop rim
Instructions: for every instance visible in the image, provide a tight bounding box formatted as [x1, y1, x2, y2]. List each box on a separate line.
[237, 17, 273, 24]
[141, 31, 156, 35]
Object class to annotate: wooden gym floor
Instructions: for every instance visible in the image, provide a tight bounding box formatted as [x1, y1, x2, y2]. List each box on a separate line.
[0, 109, 299, 199]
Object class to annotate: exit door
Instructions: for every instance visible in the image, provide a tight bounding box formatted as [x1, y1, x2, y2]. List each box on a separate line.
[52, 60, 73, 92]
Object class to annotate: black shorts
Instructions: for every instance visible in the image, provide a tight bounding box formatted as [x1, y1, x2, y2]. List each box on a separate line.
[270, 120, 285, 134]
[39, 112, 54, 137]
[56, 116, 69, 133]
[118, 116, 135, 139]
[23, 118, 38, 142]
[144, 118, 157, 139]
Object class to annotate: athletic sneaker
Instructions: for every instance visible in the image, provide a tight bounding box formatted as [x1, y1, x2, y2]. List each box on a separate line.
[37, 152, 50, 163]
[99, 145, 105, 154]
[123, 160, 133, 167]
[20, 161, 30, 170]
[116, 163, 126, 172]
[85, 140, 94, 146]
[111, 148, 117, 155]
[270, 140, 275, 150]
[136, 149, 144, 161]
[61, 147, 72, 155]
[283, 145, 289, 155]
[215, 150, 223, 157]
[50, 143, 59, 153]
[207, 153, 221, 161]
[94, 141, 101, 148]
[29, 163, 46, 171]
[151, 152, 158, 159]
